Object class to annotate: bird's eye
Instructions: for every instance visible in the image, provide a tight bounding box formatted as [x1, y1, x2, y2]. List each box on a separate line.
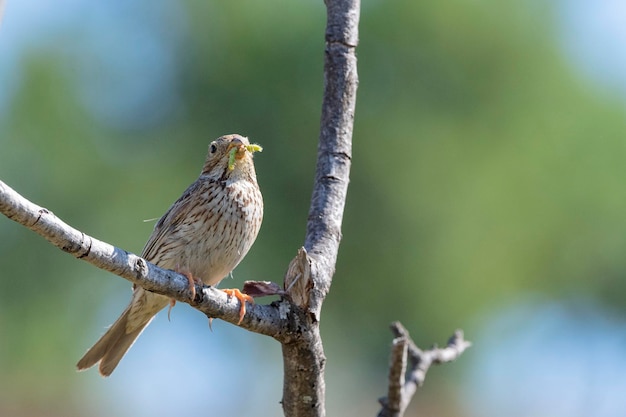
[210, 143, 217, 154]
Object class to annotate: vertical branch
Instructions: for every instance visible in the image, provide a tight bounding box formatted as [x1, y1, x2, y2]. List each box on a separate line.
[378, 336, 409, 417]
[305, 0, 360, 315]
[281, 0, 360, 416]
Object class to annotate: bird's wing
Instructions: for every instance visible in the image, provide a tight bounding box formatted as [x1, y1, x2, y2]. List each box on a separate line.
[140, 179, 205, 262]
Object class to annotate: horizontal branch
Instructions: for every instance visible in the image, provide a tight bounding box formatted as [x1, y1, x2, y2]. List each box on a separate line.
[0, 179, 283, 338]
[378, 322, 471, 417]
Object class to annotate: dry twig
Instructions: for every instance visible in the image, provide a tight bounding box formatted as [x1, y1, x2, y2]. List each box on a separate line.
[377, 322, 472, 417]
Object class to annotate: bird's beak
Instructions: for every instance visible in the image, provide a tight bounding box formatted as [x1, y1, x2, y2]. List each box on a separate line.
[228, 139, 247, 160]
[227, 139, 263, 170]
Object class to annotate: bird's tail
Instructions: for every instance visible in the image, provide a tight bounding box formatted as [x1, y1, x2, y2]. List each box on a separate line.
[76, 289, 168, 376]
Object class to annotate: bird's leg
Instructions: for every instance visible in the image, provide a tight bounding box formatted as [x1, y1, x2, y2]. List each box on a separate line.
[178, 266, 200, 299]
[168, 267, 199, 320]
[222, 288, 255, 325]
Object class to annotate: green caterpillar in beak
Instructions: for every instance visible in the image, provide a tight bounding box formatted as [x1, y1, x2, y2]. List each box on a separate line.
[228, 144, 263, 171]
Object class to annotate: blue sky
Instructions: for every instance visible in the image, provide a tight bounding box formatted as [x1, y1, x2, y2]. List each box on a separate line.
[556, 0, 626, 104]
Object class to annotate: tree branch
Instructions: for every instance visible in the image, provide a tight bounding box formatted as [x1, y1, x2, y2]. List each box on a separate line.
[279, 1, 359, 416]
[377, 322, 472, 417]
[305, 0, 359, 317]
[0, 180, 283, 338]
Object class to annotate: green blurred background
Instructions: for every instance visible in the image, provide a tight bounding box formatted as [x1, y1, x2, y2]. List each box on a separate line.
[2, 0, 626, 416]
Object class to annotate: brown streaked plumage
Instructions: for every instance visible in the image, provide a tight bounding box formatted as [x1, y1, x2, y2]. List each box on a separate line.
[76, 134, 263, 376]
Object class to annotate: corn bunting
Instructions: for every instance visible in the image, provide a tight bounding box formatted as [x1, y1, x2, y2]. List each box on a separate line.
[77, 134, 263, 376]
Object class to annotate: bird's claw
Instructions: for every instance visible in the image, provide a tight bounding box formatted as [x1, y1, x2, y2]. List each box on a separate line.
[222, 288, 254, 324]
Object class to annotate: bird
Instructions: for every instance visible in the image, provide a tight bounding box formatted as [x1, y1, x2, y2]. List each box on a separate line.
[76, 134, 264, 376]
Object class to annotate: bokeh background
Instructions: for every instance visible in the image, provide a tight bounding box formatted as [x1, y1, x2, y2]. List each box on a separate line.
[2, 0, 626, 416]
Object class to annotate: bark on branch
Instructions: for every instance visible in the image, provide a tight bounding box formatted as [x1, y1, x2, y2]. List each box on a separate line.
[377, 322, 472, 417]
[279, 1, 359, 416]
